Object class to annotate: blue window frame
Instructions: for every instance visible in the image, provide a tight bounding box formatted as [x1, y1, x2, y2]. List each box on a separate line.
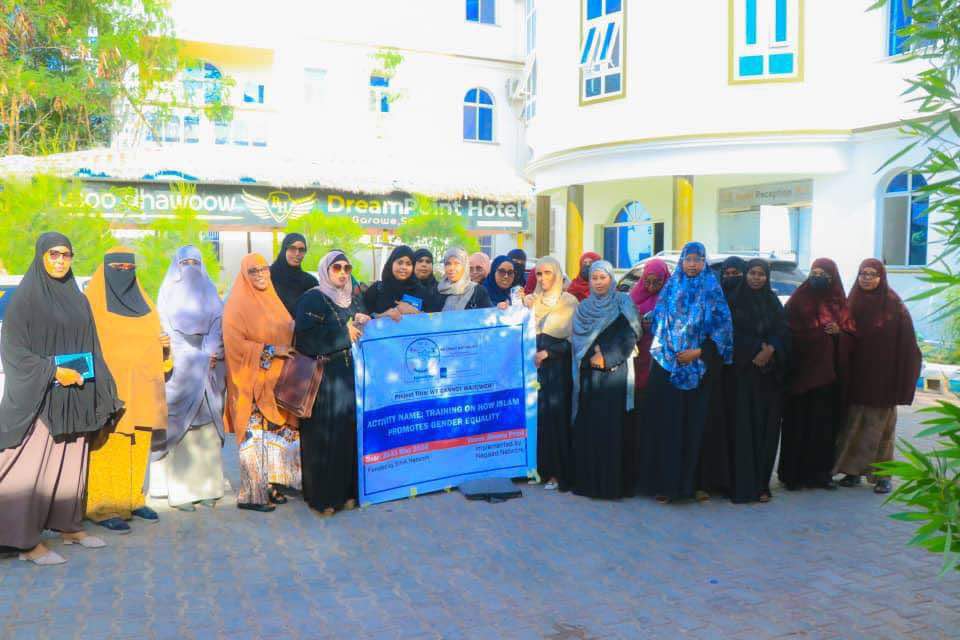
[888, 0, 913, 56]
[882, 172, 928, 266]
[602, 202, 664, 268]
[243, 82, 265, 104]
[463, 88, 494, 142]
[732, 0, 801, 83]
[163, 115, 180, 143]
[370, 74, 390, 113]
[466, 0, 495, 24]
[232, 119, 249, 146]
[183, 115, 200, 143]
[184, 62, 223, 105]
[581, 0, 624, 102]
[214, 120, 229, 145]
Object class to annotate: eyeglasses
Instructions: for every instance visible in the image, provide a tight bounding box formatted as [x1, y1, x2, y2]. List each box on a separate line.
[858, 271, 880, 280]
[246, 266, 270, 276]
[287, 246, 307, 255]
[108, 263, 136, 271]
[331, 263, 353, 274]
[496, 268, 515, 277]
[47, 249, 74, 261]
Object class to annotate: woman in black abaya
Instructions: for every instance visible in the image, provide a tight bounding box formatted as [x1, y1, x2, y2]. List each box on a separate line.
[363, 245, 434, 317]
[295, 251, 370, 515]
[728, 259, 788, 503]
[270, 233, 318, 316]
[570, 260, 641, 499]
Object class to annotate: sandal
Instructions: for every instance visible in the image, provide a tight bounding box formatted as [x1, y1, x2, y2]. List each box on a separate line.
[343, 499, 357, 511]
[654, 495, 670, 504]
[695, 490, 710, 503]
[269, 486, 288, 505]
[758, 492, 771, 503]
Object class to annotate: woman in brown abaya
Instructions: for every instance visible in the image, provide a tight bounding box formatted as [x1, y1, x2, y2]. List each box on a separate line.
[835, 259, 921, 494]
[0, 233, 122, 565]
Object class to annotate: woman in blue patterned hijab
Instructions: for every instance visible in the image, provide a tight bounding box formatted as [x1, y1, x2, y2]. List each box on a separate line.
[638, 242, 734, 503]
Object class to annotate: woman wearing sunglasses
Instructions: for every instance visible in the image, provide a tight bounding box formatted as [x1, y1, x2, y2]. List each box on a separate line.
[223, 254, 301, 513]
[483, 255, 518, 308]
[295, 251, 371, 516]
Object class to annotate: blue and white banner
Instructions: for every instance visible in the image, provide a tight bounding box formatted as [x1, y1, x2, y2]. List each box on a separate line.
[352, 307, 538, 506]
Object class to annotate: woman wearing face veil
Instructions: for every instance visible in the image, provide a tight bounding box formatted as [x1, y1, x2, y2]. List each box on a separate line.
[270, 233, 318, 316]
[779, 258, 854, 491]
[525, 257, 579, 491]
[0, 233, 122, 565]
[363, 245, 433, 318]
[296, 251, 370, 515]
[638, 242, 734, 503]
[570, 261, 641, 499]
[150, 246, 226, 511]
[834, 259, 920, 494]
[728, 259, 789, 503]
[85, 247, 171, 532]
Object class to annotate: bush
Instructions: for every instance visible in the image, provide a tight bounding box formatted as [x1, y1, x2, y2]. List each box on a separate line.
[285, 213, 368, 281]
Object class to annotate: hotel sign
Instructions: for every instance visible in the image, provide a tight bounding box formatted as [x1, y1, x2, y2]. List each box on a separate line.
[62, 181, 529, 231]
[717, 180, 813, 213]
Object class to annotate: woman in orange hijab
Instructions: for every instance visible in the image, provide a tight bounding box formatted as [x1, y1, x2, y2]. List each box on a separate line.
[223, 253, 300, 512]
[85, 247, 170, 532]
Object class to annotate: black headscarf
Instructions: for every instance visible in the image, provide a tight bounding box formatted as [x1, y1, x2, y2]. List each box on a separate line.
[364, 245, 428, 314]
[483, 255, 515, 305]
[507, 248, 527, 287]
[270, 233, 319, 315]
[412, 248, 438, 289]
[103, 250, 150, 317]
[0, 233, 122, 450]
[720, 256, 747, 299]
[730, 258, 787, 369]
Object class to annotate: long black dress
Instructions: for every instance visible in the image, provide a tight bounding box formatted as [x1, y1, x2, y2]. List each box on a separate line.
[536, 333, 573, 489]
[639, 341, 719, 501]
[295, 289, 361, 511]
[571, 314, 638, 499]
[696, 345, 734, 496]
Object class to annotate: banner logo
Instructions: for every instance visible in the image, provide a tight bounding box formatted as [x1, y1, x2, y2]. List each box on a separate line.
[241, 190, 316, 224]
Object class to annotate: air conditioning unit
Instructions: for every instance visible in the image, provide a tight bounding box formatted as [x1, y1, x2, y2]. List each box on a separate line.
[506, 78, 527, 103]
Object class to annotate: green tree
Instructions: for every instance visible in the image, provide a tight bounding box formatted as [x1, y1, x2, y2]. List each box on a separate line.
[871, 0, 960, 574]
[285, 213, 368, 281]
[123, 183, 221, 299]
[0, 175, 115, 275]
[395, 195, 480, 259]
[0, 0, 232, 156]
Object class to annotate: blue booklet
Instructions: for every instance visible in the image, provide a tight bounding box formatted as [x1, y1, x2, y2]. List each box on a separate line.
[53, 352, 95, 381]
[400, 294, 424, 311]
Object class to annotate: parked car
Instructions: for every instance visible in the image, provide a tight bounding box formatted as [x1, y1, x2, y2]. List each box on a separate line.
[616, 251, 806, 304]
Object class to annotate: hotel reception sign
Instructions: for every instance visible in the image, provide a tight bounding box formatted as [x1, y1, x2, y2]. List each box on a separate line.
[62, 181, 529, 232]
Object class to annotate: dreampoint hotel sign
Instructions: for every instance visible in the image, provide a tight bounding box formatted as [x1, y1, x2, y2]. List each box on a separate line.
[61, 181, 529, 231]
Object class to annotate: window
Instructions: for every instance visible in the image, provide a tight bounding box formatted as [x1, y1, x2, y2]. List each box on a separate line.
[466, 0, 495, 25]
[214, 120, 229, 145]
[183, 62, 223, 105]
[183, 115, 200, 143]
[163, 115, 181, 143]
[479, 235, 493, 257]
[602, 202, 664, 269]
[881, 172, 929, 267]
[522, 61, 538, 121]
[888, 0, 913, 56]
[525, 0, 537, 55]
[580, 0, 624, 103]
[463, 88, 494, 142]
[251, 119, 268, 147]
[242, 82, 265, 104]
[370, 74, 390, 113]
[523, 0, 538, 121]
[304, 68, 327, 105]
[730, 0, 803, 83]
[232, 119, 249, 146]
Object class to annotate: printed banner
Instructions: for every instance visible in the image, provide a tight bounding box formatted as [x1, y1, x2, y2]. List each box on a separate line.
[353, 307, 538, 506]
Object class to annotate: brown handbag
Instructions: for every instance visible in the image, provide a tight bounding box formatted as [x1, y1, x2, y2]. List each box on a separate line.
[275, 351, 328, 419]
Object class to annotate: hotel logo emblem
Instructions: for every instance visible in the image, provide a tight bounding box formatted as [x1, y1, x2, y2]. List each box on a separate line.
[241, 190, 316, 224]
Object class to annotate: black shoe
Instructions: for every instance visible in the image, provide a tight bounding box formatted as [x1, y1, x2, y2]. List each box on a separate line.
[237, 503, 275, 513]
[95, 517, 131, 533]
[874, 479, 893, 494]
[821, 480, 838, 491]
[783, 482, 802, 491]
[131, 506, 159, 522]
[838, 474, 861, 487]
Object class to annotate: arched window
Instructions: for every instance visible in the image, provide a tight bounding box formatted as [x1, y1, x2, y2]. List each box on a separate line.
[602, 201, 665, 268]
[463, 88, 494, 142]
[183, 62, 223, 105]
[881, 172, 928, 267]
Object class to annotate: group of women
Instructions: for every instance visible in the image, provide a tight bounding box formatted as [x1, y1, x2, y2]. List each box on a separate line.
[0, 231, 923, 568]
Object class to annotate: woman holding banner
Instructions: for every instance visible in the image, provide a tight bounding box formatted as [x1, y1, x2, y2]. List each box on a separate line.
[525, 257, 578, 491]
[437, 248, 492, 311]
[296, 251, 370, 516]
[364, 245, 434, 318]
[570, 261, 641, 499]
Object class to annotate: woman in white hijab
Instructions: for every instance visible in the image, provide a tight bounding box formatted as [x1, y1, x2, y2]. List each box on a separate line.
[524, 256, 578, 491]
[437, 247, 492, 311]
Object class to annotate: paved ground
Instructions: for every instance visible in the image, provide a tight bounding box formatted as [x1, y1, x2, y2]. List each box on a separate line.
[2, 394, 959, 640]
